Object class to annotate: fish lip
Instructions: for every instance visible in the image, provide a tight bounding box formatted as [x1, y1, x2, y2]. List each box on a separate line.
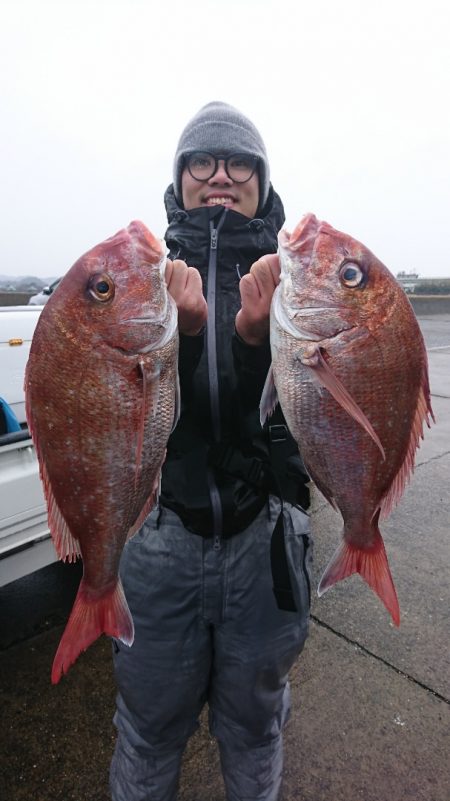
[273, 290, 350, 341]
[278, 229, 291, 247]
[124, 315, 167, 324]
[285, 306, 357, 339]
[113, 321, 177, 356]
[273, 291, 321, 341]
[287, 306, 342, 314]
[114, 296, 178, 354]
[122, 294, 174, 326]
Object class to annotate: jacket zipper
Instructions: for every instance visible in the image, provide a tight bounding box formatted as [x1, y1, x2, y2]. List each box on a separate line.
[206, 211, 227, 543]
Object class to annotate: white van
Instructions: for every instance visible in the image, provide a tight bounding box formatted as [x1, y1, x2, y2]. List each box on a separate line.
[0, 305, 43, 423]
[0, 305, 54, 586]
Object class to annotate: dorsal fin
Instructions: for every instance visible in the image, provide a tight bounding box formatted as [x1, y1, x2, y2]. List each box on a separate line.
[135, 359, 162, 491]
[380, 362, 435, 519]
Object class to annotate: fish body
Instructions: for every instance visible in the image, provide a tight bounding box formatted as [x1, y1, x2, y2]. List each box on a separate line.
[261, 213, 434, 625]
[25, 221, 179, 682]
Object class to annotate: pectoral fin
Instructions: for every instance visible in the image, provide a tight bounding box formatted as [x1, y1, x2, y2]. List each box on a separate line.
[304, 347, 385, 460]
[136, 359, 162, 490]
[172, 373, 181, 433]
[259, 364, 279, 426]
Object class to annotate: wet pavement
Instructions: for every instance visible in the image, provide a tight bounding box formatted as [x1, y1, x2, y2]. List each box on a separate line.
[1, 315, 449, 801]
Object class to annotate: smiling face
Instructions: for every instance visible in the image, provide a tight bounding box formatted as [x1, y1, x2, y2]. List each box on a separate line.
[181, 157, 260, 218]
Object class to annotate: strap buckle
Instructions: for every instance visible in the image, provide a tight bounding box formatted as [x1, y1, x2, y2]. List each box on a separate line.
[269, 424, 288, 443]
[211, 442, 265, 487]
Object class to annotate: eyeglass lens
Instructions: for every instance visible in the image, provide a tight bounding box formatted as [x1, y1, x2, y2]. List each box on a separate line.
[187, 152, 257, 183]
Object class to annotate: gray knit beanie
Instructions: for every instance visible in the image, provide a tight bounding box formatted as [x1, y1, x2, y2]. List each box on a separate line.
[173, 101, 270, 212]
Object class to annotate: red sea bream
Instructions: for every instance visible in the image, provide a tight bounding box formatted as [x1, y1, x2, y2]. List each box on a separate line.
[25, 221, 179, 682]
[261, 213, 434, 625]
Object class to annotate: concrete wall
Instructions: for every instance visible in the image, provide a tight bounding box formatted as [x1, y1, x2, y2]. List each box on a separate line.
[2, 292, 450, 314]
[0, 292, 33, 306]
[408, 295, 450, 315]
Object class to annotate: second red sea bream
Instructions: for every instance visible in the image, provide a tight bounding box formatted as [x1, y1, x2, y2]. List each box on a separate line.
[261, 213, 434, 625]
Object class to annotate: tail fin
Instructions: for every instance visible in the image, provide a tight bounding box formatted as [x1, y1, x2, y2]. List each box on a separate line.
[51, 577, 134, 684]
[317, 527, 400, 626]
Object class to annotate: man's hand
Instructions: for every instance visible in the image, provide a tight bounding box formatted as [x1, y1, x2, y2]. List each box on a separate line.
[165, 259, 207, 336]
[235, 254, 280, 346]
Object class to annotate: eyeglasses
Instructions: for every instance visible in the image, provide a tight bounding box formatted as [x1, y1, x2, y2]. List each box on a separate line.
[185, 151, 258, 183]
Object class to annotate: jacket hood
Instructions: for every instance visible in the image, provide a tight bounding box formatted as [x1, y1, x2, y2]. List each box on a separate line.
[163, 183, 285, 261]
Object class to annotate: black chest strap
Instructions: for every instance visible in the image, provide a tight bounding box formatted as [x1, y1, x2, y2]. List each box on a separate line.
[208, 416, 309, 613]
[270, 509, 297, 612]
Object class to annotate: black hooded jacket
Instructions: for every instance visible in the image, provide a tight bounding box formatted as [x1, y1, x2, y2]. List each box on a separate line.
[160, 184, 309, 537]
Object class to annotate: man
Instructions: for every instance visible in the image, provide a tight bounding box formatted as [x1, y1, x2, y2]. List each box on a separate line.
[110, 101, 312, 801]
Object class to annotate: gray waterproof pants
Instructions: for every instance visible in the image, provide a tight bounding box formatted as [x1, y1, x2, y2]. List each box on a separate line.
[110, 497, 312, 801]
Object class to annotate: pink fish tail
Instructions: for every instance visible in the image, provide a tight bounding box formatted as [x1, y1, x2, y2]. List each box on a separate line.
[318, 529, 400, 626]
[51, 577, 134, 684]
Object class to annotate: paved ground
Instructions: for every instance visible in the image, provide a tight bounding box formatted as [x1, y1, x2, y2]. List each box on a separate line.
[1, 315, 449, 801]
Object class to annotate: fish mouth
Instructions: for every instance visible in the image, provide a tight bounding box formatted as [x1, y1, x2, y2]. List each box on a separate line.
[273, 289, 352, 341]
[115, 297, 178, 353]
[286, 306, 355, 340]
[273, 292, 321, 340]
[278, 214, 320, 252]
[103, 222, 165, 265]
[278, 229, 290, 247]
[287, 306, 342, 315]
[127, 221, 165, 265]
[122, 290, 175, 327]
[125, 315, 166, 324]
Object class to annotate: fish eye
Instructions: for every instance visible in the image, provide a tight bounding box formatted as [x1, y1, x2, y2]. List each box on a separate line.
[88, 272, 115, 302]
[339, 261, 365, 288]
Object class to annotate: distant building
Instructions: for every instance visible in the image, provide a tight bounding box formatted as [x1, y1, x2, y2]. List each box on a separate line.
[396, 271, 419, 293]
[396, 272, 450, 295]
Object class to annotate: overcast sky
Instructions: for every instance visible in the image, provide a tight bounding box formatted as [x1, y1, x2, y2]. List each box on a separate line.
[1, 0, 449, 279]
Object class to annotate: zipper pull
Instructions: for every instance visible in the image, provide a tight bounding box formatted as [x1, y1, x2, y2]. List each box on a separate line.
[211, 228, 218, 250]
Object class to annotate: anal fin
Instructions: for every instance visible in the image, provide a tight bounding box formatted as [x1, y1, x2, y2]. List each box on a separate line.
[42, 461, 81, 562]
[260, 364, 279, 426]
